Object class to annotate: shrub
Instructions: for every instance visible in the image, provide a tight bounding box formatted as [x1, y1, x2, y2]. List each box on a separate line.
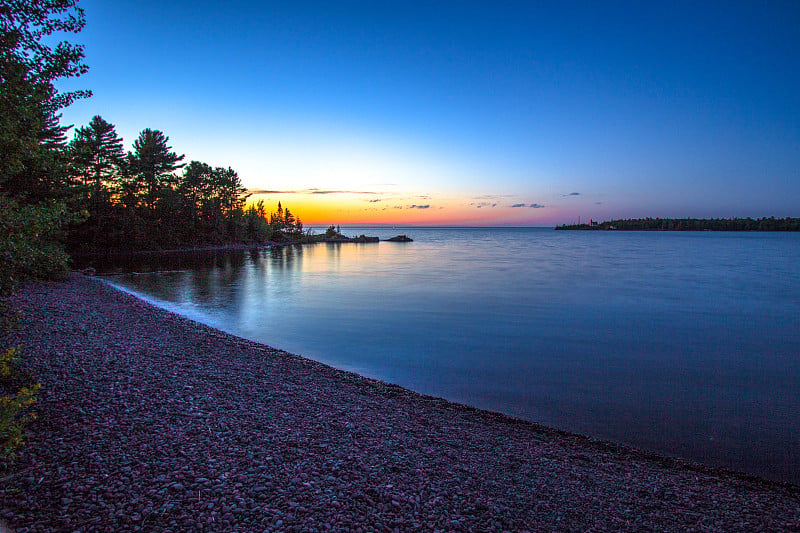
[0, 347, 40, 461]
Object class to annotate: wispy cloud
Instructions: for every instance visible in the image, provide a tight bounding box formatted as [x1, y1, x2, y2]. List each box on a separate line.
[510, 203, 526, 208]
[308, 188, 379, 195]
[248, 188, 380, 196]
[408, 204, 431, 209]
[471, 201, 498, 208]
[472, 194, 515, 200]
[563, 192, 581, 197]
[367, 198, 382, 203]
[529, 203, 546, 208]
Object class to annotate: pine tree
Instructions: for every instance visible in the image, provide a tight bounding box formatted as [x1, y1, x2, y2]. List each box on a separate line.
[0, 0, 90, 201]
[127, 128, 185, 209]
[69, 115, 124, 202]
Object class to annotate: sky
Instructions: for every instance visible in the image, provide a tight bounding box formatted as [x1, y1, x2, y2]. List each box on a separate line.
[55, 0, 800, 226]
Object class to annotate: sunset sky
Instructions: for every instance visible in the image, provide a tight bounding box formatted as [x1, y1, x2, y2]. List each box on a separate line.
[57, 1, 799, 226]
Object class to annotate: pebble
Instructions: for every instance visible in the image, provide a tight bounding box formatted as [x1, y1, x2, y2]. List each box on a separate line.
[2, 275, 798, 532]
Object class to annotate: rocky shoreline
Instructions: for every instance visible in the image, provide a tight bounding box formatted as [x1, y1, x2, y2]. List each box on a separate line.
[1, 275, 798, 531]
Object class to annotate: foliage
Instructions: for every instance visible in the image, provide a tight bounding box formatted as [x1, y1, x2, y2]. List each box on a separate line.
[0, 346, 40, 462]
[62, 118, 308, 254]
[0, 195, 75, 296]
[268, 201, 304, 242]
[0, 0, 90, 201]
[68, 115, 124, 196]
[556, 217, 800, 232]
[126, 128, 185, 210]
[0, 196, 70, 461]
[323, 225, 346, 239]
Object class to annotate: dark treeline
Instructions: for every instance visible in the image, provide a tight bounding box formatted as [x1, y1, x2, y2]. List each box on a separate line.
[2, 2, 305, 260]
[556, 217, 800, 231]
[65, 116, 305, 254]
[0, 0, 310, 459]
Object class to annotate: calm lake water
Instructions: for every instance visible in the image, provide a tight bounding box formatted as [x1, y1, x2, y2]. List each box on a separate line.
[107, 227, 800, 484]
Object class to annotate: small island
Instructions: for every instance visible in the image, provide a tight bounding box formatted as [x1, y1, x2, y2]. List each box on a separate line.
[312, 226, 411, 243]
[385, 234, 413, 242]
[556, 217, 800, 231]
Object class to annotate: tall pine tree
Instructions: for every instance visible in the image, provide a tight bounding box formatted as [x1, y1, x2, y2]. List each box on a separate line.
[126, 128, 185, 210]
[0, 0, 90, 201]
[69, 115, 124, 203]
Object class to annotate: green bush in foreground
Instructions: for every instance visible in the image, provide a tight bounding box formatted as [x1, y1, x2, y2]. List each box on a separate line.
[0, 196, 75, 296]
[0, 196, 70, 462]
[0, 346, 40, 461]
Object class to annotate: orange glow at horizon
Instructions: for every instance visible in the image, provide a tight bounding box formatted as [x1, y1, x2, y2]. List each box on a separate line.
[247, 192, 560, 226]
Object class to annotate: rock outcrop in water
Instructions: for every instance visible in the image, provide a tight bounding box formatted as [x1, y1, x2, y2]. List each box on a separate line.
[385, 235, 413, 242]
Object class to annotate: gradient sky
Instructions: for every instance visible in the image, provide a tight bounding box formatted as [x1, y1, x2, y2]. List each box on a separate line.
[56, 0, 799, 226]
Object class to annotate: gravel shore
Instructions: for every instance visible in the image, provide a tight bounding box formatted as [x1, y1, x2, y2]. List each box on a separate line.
[1, 275, 798, 532]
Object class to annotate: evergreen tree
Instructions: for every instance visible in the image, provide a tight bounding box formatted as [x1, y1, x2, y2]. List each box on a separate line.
[66, 116, 125, 253]
[68, 115, 124, 203]
[211, 166, 249, 215]
[178, 160, 213, 210]
[127, 128, 184, 210]
[0, 0, 90, 201]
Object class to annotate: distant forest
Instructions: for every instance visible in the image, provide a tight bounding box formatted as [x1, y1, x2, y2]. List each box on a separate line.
[556, 217, 800, 231]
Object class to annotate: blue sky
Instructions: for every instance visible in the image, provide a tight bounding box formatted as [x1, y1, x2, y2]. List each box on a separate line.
[57, 0, 800, 225]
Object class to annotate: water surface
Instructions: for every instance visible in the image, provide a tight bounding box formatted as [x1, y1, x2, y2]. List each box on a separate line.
[108, 228, 800, 483]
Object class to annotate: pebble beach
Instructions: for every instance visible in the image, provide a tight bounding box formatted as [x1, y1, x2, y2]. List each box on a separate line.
[1, 274, 798, 532]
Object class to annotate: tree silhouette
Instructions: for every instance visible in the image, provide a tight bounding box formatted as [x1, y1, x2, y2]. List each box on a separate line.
[127, 128, 185, 210]
[68, 115, 124, 202]
[0, 0, 90, 201]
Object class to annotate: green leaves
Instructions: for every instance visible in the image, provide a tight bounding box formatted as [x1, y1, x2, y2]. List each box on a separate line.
[0, 196, 78, 296]
[0, 0, 90, 201]
[127, 129, 185, 209]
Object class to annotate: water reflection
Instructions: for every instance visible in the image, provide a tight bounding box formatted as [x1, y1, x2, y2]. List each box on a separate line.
[107, 229, 800, 483]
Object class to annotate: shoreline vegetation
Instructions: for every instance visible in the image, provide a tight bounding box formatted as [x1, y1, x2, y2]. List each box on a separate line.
[1, 275, 799, 531]
[3, 5, 800, 529]
[556, 217, 800, 231]
[70, 230, 414, 272]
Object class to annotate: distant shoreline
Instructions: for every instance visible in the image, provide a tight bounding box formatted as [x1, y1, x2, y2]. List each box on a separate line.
[556, 217, 800, 231]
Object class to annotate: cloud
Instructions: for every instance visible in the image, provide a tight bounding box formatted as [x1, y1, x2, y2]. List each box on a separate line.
[408, 204, 430, 209]
[529, 203, 546, 208]
[247, 188, 379, 196]
[562, 192, 581, 197]
[367, 198, 382, 203]
[472, 194, 515, 200]
[471, 201, 498, 209]
[595, 201, 603, 205]
[510, 203, 526, 208]
[308, 188, 378, 195]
